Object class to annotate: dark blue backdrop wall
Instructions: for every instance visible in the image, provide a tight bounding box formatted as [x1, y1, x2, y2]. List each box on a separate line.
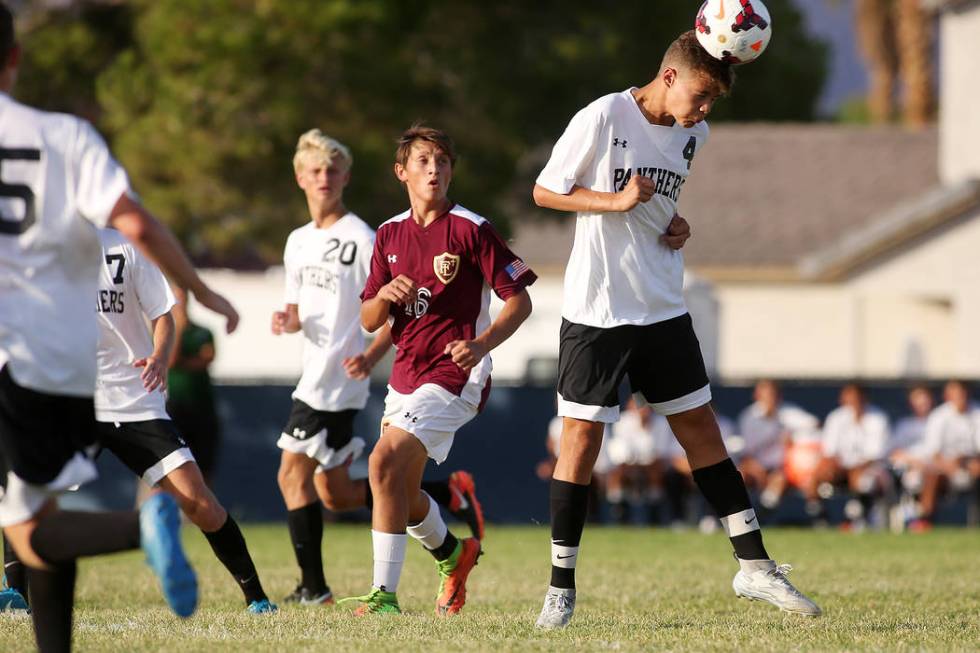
[65, 381, 932, 523]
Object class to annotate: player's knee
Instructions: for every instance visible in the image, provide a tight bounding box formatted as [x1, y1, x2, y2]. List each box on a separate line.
[559, 421, 604, 462]
[181, 494, 225, 531]
[369, 444, 405, 492]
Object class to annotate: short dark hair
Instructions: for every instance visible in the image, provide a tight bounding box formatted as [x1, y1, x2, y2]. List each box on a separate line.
[660, 30, 735, 95]
[0, 2, 14, 71]
[395, 123, 457, 168]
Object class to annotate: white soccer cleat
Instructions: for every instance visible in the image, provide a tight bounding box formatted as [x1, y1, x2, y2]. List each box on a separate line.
[733, 560, 822, 616]
[535, 586, 576, 629]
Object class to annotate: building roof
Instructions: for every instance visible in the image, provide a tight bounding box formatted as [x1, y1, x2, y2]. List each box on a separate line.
[513, 123, 943, 280]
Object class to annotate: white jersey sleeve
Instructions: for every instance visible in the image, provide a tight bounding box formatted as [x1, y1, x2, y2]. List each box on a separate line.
[72, 120, 130, 228]
[536, 103, 604, 195]
[132, 245, 177, 320]
[283, 231, 302, 305]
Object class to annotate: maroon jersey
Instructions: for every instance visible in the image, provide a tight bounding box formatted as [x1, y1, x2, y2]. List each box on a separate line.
[361, 204, 536, 404]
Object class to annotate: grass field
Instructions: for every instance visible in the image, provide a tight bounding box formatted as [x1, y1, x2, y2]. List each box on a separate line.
[1, 524, 978, 652]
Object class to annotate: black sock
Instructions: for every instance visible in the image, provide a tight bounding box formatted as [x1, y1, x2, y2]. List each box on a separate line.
[421, 480, 452, 508]
[203, 516, 267, 605]
[428, 530, 459, 562]
[3, 535, 27, 602]
[549, 479, 590, 590]
[286, 502, 327, 595]
[28, 562, 76, 653]
[692, 458, 769, 561]
[29, 511, 140, 564]
[362, 480, 373, 510]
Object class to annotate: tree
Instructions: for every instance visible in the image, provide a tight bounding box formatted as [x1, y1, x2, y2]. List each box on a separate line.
[15, 0, 827, 265]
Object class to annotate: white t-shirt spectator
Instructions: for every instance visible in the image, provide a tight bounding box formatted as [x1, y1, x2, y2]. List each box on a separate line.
[890, 415, 929, 460]
[738, 401, 819, 470]
[922, 402, 980, 459]
[822, 405, 890, 468]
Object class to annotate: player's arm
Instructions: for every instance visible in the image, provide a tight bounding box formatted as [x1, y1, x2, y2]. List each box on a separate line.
[108, 194, 239, 333]
[444, 289, 532, 372]
[134, 311, 175, 393]
[532, 182, 691, 249]
[361, 275, 417, 332]
[271, 304, 301, 335]
[343, 323, 393, 380]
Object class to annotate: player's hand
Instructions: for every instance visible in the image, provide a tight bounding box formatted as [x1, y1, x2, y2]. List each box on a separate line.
[134, 356, 167, 392]
[343, 354, 373, 380]
[194, 288, 240, 334]
[378, 275, 418, 306]
[661, 214, 691, 250]
[613, 174, 655, 212]
[271, 311, 289, 335]
[444, 339, 487, 372]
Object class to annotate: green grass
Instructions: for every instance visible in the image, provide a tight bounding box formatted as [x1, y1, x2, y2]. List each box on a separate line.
[2, 525, 978, 651]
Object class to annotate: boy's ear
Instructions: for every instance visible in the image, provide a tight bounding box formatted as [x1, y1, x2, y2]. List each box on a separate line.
[393, 162, 407, 182]
[662, 66, 677, 88]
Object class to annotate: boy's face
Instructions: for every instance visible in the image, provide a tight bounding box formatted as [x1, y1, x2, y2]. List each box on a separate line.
[664, 67, 722, 128]
[296, 156, 349, 206]
[395, 140, 452, 204]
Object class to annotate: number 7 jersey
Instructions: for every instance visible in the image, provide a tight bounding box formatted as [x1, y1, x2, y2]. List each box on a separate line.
[282, 214, 377, 412]
[0, 92, 131, 396]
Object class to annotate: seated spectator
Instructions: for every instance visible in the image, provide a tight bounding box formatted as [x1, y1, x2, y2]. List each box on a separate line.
[912, 380, 980, 529]
[806, 383, 891, 528]
[605, 399, 669, 524]
[737, 380, 819, 517]
[889, 384, 934, 518]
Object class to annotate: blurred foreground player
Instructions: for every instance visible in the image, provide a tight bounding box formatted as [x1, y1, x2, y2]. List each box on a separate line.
[531, 31, 820, 628]
[272, 130, 484, 605]
[341, 125, 535, 615]
[0, 3, 237, 649]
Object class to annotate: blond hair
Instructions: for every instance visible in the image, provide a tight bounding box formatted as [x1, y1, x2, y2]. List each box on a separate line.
[292, 129, 352, 173]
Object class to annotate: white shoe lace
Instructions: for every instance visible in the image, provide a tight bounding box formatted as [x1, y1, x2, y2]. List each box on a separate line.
[765, 564, 807, 599]
[545, 592, 574, 614]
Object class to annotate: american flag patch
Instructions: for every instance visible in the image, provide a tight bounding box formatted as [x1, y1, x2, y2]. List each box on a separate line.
[505, 259, 529, 280]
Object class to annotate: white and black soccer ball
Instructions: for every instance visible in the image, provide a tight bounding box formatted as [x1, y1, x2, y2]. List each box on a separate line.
[695, 0, 773, 64]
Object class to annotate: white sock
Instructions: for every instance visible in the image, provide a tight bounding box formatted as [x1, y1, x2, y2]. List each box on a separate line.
[406, 493, 448, 551]
[372, 530, 407, 593]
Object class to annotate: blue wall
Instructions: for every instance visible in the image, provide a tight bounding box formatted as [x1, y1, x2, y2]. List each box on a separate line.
[67, 381, 951, 523]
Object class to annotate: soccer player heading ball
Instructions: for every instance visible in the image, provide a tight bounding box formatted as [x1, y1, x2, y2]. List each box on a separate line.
[341, 125, 536, 615]
[531, 29, 820, 629]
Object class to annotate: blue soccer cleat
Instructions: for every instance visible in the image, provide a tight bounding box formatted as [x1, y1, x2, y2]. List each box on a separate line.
[0, 586, 29, 615]
[139, 493, 198, 618]
[246, 598, 278, 614]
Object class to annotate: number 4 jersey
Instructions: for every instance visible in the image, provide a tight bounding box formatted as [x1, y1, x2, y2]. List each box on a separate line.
[283, 214, 376, 412]
[536, 88, 709, 329]
[0, 92, 131, 396]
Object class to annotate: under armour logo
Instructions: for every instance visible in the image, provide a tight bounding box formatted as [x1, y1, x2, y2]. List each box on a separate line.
[613, 138, 627, 148]
[292, 428, 307, 439]
[387, 254, 398, 264]
[403, 411, 418, 423]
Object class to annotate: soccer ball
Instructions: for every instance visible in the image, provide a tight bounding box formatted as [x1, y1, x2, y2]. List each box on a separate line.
[695, 0, 773, 64]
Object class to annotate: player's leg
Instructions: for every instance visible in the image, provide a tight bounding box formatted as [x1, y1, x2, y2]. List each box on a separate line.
[536, 320, 629, 629]
[277, 450, 331, 604]
[158, 461, 274, 613]
[276, 400, 349, 605]
[1, 532, 29, 612]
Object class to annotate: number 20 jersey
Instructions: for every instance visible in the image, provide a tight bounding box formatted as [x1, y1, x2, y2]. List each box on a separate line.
[283, 214, 376, 412]
[536, 88, 709, 329]
[0, 92, 131, 396]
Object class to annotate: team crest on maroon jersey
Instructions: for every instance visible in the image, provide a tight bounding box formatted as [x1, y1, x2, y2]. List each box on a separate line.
[433, 252, 461, 284]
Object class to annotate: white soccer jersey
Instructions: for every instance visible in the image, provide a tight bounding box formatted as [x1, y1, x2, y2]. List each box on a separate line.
[94, 228, 176, 422]
[890, 415, 928, 458]
[0, 93, 130, 396]
[536, 88, 709, 329]
[737, 402, 820, 470]
[284, 214, 376, 412]
[821, 405, 890, 468]
[922, 402, 980, 459]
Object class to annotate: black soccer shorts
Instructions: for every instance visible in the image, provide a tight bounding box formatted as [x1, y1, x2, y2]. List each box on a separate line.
[556, 312, 711, 423]
[277, 400, 363, 471]
[95, 419, 196, 487]
[0, 365, 99, 525]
